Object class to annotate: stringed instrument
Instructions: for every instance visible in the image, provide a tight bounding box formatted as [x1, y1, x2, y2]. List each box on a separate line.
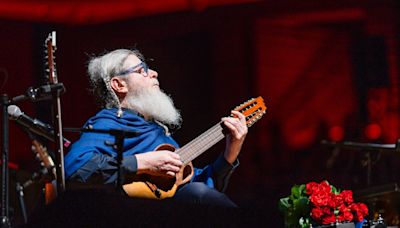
[31, 140, 57, 204]
[44, 31, 66, 192]
[123, 96, 267, 199]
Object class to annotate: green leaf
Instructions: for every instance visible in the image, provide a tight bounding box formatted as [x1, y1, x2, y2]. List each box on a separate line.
[291, 185, 301, 199]
[279, 197, 292, 211]
[294, 197, 309, 215]
[291, 184, 306, 199]
[334, 209, 339, 216]
[331, 185, 340, 194]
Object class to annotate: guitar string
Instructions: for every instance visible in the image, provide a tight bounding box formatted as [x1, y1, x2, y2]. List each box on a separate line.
[182, 125, 224, 163]
[177, 105, 262, 163]
[177, 110, 255, 163]
[177, 122, 222, 163]
[177, 122, 224, 163]
[184, 130, 225, 163]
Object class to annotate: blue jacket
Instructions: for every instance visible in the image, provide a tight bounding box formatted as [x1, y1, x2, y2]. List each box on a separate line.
[65, 108, 238, 190]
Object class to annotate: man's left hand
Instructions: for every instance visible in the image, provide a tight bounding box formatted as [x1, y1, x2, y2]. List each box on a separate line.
[222, 110, 248, 164]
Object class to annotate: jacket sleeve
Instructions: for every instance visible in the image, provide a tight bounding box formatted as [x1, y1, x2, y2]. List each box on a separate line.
[191, 154, 239, 192]
[68, 153, 138, 185]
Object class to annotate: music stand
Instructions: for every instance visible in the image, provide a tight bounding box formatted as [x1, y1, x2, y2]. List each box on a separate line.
[322, 139, 400, 187]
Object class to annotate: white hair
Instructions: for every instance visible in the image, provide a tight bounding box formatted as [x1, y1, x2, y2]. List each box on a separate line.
[87, 49, 144, 113]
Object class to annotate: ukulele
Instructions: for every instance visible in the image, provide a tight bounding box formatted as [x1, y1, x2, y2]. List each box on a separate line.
[123, 96, 267, 199]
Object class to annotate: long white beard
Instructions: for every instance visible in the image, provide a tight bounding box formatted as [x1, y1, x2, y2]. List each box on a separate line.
[125, 87, 182, 128]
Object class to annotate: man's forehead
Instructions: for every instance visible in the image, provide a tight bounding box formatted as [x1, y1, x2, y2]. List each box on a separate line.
[123, 54, 142, 67]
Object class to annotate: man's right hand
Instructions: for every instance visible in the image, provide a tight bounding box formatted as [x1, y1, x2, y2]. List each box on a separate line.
[135, 151, 183, 177]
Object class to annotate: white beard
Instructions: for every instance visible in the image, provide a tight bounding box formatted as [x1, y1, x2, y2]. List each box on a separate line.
[124, 87, 182, 129]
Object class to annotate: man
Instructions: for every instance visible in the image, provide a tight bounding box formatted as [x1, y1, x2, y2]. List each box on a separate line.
[64, 49, 248, 207]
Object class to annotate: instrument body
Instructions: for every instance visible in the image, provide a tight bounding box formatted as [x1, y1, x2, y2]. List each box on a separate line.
[123, 96, 267, 199]
[123, 144, 194, 199]
[31, 140, 56, 204]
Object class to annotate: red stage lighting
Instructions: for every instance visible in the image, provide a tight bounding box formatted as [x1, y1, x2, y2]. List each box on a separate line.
[328, 126, 344, 142]
[364, 123, 382, 140]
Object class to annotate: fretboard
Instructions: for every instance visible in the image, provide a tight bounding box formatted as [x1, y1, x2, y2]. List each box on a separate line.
[176, 122, 225, 164]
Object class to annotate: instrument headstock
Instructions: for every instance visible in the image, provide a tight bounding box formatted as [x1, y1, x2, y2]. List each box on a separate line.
[44, 31, 58, 84]
[233, 96, 267, 128]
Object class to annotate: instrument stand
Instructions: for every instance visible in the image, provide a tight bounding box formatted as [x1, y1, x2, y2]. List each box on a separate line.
[1, 94, 11, 227]
[51, 86, 66, 194]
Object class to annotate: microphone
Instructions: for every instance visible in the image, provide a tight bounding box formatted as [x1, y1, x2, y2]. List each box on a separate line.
[7, 105, 71, 148]
[11, 83, 65, 104]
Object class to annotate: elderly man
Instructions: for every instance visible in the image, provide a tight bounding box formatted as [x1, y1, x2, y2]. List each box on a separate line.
[64, 49, 247, 207]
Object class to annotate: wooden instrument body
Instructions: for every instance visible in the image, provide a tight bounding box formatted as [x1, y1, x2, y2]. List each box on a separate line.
[31, 140, 57, 204]
[122, 144, 194, 199]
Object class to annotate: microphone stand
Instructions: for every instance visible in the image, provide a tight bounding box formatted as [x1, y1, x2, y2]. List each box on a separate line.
[1, 94, 11, 227]
[65, 127, 138, 192]
[15, 182, 27, 224]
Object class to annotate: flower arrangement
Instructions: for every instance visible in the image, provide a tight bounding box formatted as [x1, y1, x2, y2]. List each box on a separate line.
[279, 181, 369, 228]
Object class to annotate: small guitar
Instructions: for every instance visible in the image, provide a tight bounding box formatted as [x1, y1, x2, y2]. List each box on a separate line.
[123, 96, 267, 199]
[44, 31, 67, 192]
[31, 140, 57, 204]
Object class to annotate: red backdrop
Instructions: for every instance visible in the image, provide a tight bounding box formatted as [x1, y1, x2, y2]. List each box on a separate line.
[1, 1, 399, 225]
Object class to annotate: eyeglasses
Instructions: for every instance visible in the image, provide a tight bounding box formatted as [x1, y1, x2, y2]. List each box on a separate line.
[118, 62, 149, 77]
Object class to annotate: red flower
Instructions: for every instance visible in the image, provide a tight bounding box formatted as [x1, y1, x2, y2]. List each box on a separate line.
[321, 214, 336, 224]
[322, 207, 331, 215]
[306, 182, 319, 195]
[318, 181, 331, 193]
[338, 204, 347, 213]
[340, 190, 354, 204]
[348, 202, 368, 222]
[287, 181, 369, 226]
[358, 203, 369, 216]
[343, 211, 354, 221]
[328, 194, 337, 208]
[310, 192, 331, 207]
[335, 193, 344, 207]
[311, 207, 324, 221]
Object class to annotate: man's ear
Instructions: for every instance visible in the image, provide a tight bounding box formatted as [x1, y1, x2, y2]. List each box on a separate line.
[110, 77, 128, 94]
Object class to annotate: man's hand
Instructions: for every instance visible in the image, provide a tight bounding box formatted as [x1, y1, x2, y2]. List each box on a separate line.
[222, 110, 248, 164]
[135, 150, 183, 177]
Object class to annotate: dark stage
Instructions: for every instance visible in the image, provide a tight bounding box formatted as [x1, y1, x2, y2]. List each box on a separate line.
[1, 0, 400, 226]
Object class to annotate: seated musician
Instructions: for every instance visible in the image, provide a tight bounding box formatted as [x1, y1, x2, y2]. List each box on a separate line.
[64, 49, 247, 207]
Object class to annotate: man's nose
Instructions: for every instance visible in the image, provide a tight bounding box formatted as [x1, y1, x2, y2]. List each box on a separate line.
[148, 69, 158, 78]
